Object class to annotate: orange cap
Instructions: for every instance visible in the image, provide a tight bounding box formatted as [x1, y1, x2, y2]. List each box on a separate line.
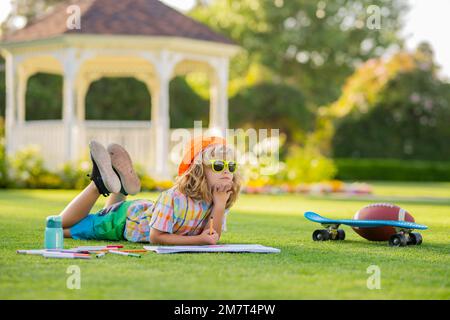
[178, 136, 227, 176]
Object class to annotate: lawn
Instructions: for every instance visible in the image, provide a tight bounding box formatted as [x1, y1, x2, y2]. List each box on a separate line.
[0, 182, 449, 299]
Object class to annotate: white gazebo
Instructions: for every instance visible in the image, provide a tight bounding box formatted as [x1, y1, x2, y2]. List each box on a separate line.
[0, 0, 239, 180]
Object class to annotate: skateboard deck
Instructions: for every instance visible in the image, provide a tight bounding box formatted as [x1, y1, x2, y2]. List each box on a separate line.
[304, 211, 428, 230]
[304, 211, 428, 246]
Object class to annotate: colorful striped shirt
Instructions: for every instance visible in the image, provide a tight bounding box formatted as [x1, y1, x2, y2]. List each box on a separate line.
[124, 186, 229, 243]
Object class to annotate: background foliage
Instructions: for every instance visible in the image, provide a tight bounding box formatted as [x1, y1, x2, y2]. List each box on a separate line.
[1, 0, 450, 184]
[332, 44, 450, 160]
[191, 0, 408, 107]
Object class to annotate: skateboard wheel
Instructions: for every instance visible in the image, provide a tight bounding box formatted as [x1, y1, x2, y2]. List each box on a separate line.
[389, 234, 407, 247]
[409, 232, 422, 245]
[313, 229, 330, 241]
[337, 229, 346, 240]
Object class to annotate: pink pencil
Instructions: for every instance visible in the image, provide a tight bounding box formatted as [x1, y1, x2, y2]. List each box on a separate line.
[43, 252, 91, 259]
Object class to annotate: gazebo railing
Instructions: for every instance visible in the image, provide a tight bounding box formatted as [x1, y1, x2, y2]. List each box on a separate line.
[14, 120, 198, 177]
[84, 120, 152, 171]
[14, 120, 153, 170]
[15, 120, 66, 169]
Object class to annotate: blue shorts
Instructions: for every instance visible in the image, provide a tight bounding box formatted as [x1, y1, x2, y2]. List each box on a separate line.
[70, 201, 132, 241]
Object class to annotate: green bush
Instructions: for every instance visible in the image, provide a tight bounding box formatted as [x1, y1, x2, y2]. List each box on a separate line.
[8, 145, 63, 188]
[57, 159, 91, 189]
[8, 146, 91, 189]
[132, 163, 157, 191]
[3, 145, 173, 190]
[284, 144, 337, 183]
[240, 133, 337, 185]
[335, 158, 450, 181]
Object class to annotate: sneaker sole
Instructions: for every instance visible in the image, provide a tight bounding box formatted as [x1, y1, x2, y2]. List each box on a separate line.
[107, 143, 141, 195]
[89, 141, 121, 194]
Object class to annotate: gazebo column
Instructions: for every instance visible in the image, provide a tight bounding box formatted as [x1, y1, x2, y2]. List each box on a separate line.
[62, 50, 78, 162]
[150, 73, 171, 180]
[75, 77, 90, 158]
[209, 58, 229, 137]
[4, 53, 18, 156]
[16, 67, 29, 125]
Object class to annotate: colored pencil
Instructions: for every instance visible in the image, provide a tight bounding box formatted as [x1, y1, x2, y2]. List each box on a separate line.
[96, 252, 107, 258]
[43, 252, 91, 259]
[108, 250, 141, 258]
[209, 215, 214, 235]
[17, 249, 47, 255]
[73, 245, 123, 251]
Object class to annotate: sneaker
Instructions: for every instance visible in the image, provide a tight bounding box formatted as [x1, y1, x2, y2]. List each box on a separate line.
[87, 141, 121, 197]
[107, 143, 141, 196]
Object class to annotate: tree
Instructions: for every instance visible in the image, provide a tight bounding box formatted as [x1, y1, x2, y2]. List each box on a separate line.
[190, 0, 408, 107]
[229, 82, 314, 146]
[1, 0, 64, 35]
[25, 73, 63, 120]
[332, 43, 450, 160]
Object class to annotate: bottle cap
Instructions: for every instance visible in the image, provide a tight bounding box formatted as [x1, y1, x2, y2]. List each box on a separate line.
[46, 215, 62, 228]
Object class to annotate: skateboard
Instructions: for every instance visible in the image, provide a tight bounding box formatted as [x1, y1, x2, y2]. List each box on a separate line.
[304, 211, 428, 247]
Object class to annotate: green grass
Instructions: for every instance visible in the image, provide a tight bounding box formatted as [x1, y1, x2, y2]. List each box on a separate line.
[369, 181, 450, 199]
[0, 182, 449, 299]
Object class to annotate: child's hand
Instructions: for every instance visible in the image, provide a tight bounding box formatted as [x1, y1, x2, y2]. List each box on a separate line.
[212, 182, 232, 208]
[198, 227, 219, 245]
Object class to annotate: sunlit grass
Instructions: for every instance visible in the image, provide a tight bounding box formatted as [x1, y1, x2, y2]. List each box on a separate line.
[0, 182, 449, 299]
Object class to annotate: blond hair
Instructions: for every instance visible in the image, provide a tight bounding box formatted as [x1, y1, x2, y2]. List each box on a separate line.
[174, 143, 242, 209]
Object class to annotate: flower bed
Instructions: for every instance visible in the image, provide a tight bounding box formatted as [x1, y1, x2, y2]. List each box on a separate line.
[242, 180, 372, 195]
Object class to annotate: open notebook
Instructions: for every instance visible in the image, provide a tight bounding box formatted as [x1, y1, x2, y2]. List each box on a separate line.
[143, 244, 281, 254]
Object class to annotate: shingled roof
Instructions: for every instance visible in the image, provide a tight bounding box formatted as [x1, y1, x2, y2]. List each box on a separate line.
[2, 0, 234, 45]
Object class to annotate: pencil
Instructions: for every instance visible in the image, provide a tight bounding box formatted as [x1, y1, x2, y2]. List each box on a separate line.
[95, 249, 146, 253]
[96, 252, 106, 258]
[43, 252, 91, 259]
[209, 215, 213, 235]
[108, 250, 141, 258]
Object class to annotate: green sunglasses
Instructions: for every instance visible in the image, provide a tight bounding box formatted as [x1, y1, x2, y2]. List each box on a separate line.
[209, 160, 238, 173]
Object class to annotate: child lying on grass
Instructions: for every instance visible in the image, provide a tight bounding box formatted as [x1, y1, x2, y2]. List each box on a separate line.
[59, 136, 241, 245]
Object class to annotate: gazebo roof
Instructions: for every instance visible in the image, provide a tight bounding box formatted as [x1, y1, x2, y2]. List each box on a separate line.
[2, 0, 234, 45]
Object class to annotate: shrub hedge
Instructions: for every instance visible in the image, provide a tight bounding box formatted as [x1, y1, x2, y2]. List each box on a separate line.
[335, 158, 450, 181]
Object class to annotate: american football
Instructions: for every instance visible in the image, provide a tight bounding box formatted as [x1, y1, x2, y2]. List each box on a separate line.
[352, 203, 415, 241]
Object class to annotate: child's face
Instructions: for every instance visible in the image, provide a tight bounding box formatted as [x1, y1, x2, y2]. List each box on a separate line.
[204, 158, 235, 189]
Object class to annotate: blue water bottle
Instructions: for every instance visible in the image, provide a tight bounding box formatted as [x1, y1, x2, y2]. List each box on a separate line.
[44, 215, 64, 249]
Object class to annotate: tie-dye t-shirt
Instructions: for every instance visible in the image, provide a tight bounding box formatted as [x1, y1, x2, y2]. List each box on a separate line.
[123, 186, 229, 243]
